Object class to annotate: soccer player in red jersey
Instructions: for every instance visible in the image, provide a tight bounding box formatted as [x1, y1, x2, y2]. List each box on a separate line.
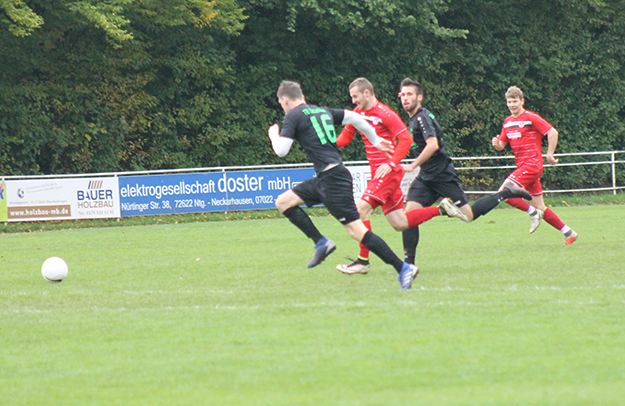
[334, 78, 414, 274]
[492, 86, 578, 244]
[335, 78, 480, 274]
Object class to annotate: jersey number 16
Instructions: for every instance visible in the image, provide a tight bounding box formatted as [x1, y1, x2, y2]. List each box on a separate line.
[310, 114, 337, 145]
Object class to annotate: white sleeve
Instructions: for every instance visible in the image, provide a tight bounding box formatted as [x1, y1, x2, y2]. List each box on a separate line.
[268, 125, 294, 157]
[271, 137, 294, 157]
[341, 110, 383, 146]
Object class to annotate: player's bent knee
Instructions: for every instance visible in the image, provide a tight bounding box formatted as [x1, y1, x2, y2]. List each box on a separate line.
[276, 191, 298, 213]
[463, 206, 475, 222]
[391, 222, 408, 232]
[275, 195, 288, 212]
[500, 180, 516, 191]
[356, 201, 373, 219]
[344, 220, 367, 242]
[347, 229, 361, 241]
[386, 210, 409, 231]
[405, 202, 423, 212]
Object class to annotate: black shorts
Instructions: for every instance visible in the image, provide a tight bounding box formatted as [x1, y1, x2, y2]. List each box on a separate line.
[406, 175, 469, 207]
[292, 164, 361, 225]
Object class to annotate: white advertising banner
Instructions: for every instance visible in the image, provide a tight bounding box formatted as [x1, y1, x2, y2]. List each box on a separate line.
[5, 177, 120, 222]
[347, 165, 372, 202]
[347, 165, 420, 202]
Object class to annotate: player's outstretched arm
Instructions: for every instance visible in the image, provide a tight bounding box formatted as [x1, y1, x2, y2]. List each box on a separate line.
[342, 110, 394, 156]
[545, 128, 559, 165]
[336, 126, 357, 148]
[268, 124, 294, 157]
[393, 129, 413, 162]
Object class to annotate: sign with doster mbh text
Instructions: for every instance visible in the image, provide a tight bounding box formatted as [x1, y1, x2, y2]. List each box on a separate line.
[118, 168, 315, 217]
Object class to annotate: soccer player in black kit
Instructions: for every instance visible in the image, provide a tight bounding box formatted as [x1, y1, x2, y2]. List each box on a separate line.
[398, 78, 532, 265]
[268, 80, 419, 289]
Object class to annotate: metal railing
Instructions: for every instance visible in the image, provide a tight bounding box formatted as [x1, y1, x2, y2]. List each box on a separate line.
[3, 150, 624, 195]
[449, 150, 625, 195]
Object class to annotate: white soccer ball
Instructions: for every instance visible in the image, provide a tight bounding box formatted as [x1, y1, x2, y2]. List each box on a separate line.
[41, 257, 68, 283]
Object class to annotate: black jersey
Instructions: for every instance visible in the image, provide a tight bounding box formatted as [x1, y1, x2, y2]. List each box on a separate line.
[280, 104, 345, 173]
[408, 107, 455, 181]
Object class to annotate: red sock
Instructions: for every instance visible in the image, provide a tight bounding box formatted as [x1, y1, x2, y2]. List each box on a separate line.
[506, 197, 530, 211]
[543, 208, 565, 230]
[359, 220, 371, 260]
[406, 206, 441, 228]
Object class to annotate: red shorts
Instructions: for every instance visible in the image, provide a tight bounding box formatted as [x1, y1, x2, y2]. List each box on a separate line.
[507, 163, 543, 196]
[360, 168, 404, 215]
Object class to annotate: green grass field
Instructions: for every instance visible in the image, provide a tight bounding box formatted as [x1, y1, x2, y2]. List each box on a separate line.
[1, 204, 624, 405]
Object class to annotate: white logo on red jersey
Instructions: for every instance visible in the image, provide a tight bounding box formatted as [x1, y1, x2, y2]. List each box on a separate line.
[504, 120, 532, 129]
[361, 114, 382, 125]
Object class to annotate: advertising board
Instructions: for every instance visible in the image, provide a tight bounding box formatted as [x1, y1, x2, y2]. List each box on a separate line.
[118, 168, 315, 217]
[1, 165, 419, 222]
[0, 181, 6, 222]
[5, 178, 120, 222]
[347, 165, 419, 202]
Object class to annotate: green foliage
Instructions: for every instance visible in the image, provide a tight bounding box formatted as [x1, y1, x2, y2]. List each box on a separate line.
[1, 0, 624, 193]
[0, 0, 44, 36]
[0, 0, 246, 174]
[229, 0, 467, 164]
[434, 0, 625, 160]
[66, 0, 134, 44]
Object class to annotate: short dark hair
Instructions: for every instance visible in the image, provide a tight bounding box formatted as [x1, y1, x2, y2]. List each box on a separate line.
[277, 80, 304, 100]
[400, 78, 423, 96]
[349, 77, 375, 95]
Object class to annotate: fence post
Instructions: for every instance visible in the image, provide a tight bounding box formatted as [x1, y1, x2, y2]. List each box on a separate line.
[612, 151, 617, 195]
[116, 174, 121, 221]
[223, 168, 228, 215]
[2, 176, 6, 226]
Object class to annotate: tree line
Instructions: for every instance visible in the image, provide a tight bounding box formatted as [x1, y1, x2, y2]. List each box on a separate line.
[1, 0, 624, 189]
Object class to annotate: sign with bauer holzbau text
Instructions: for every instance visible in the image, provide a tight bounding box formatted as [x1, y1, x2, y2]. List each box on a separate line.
[4, 178, 120, 222]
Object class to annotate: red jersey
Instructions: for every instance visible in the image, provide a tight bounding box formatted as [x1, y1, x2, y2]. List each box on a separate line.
[499, 109, 553, 168]
[336, 101, 412, 172]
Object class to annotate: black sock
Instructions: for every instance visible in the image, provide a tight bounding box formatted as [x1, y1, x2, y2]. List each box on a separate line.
[470, 189, 511, 220]
[470, 195, 498, 220]
[361, 231, 404, 273]
[402, 226, 419, 265]
[282, 206, 323, 243]
[497, 188, 518, 200]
